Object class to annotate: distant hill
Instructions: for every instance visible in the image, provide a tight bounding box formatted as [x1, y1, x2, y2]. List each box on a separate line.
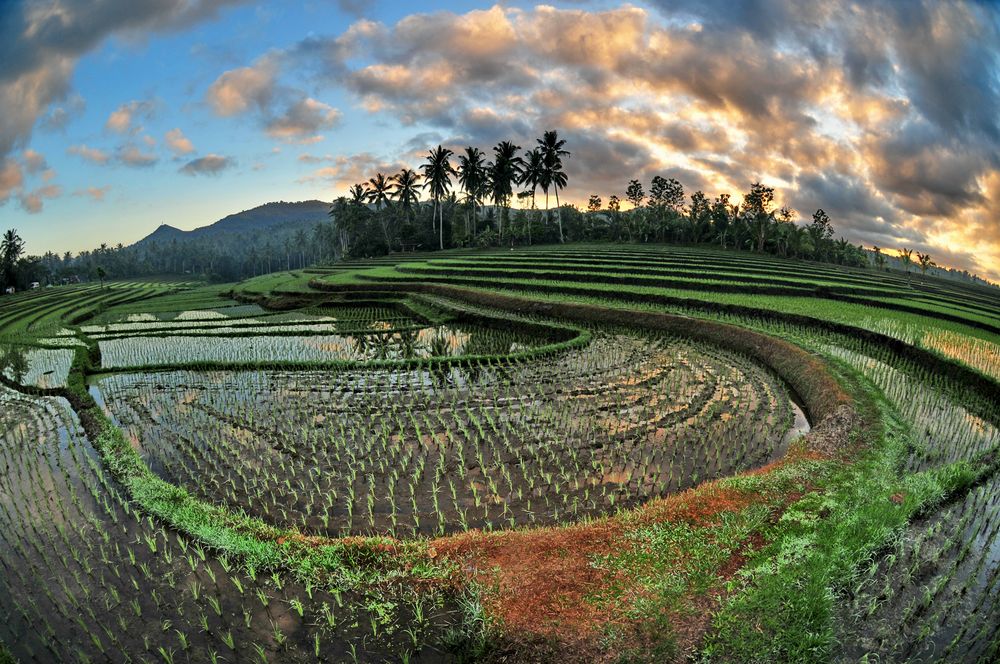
[133, 200, 330, 248]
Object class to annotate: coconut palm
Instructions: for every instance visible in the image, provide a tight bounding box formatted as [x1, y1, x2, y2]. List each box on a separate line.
[349, 183, 368, 206]
[1, 229, 24, 289]
[489, 141, 524, 240]
[366, 173, 392, 211]
[421, 145, 457, 250]
[537, 130, 570, 242]
[293, 229, 308, 267]
[917, 251, 934, 276]
[392, 168, 421, 223]
[519, 147, 546, 211]
[872, 245, 886, 271]
[366, 173, 394, 249]
[899, 247, 913, 275]
[457, 147, 486, 238]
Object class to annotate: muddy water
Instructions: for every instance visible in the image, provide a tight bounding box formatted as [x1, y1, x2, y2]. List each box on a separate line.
[89, 332, 800, 538]
[774, 391, 811, 460]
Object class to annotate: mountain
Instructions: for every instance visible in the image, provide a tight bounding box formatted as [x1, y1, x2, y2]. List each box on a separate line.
[133, 200, 330, 248]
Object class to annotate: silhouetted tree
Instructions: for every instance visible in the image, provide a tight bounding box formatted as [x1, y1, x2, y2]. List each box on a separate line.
[1, 229, 24, 289]
[537, 130, 570, 242]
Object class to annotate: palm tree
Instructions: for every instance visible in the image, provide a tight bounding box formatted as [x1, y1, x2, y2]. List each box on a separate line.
[537, 130, 570, 242]
[917, 251, 934, 277]
[392, 168, 421, 225]
[520, 148, 546, 211]
[872, 245, 886, 271]
[1, 229, 25, 289]
[489, 141, 524, 240]
[349, 183, 368, 206]
[294, 229, 308, 267]
[367, 173, 392, 210]
[457, 147, 486, 238]
[899, 247, 913, 274]
[421, 145, 457, 250]
[366, 173, 393, 249]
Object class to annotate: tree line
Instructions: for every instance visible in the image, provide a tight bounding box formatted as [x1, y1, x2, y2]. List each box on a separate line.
[323, 129, 931, 274]
[3, 127, 993, 290]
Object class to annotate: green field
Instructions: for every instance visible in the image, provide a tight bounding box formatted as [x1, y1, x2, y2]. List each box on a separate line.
[1, 243, 998, 663]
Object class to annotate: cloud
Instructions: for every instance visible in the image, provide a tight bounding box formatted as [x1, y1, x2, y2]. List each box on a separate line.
[67, 144, 111, 165]
[73, 186, 111, 202]
[117, 144, 158, 168]
[105, 99, 155, 134]
[165, 128, 195, 155]
[0, 0, 250, 160]
[296, 152, 407, 189]
[262, 1, 998, 277]
[22, 149, 47, 174]
[18, 184, 61, 214]
[297, 153, 337, 164]
[0, 159, 24, 205]
[206, 55, 279, 116]
[179, 154, 234, 175]
[206, 56, 341, 145]
[39, 94, 86, 132]
[265, 97, 341, 142]
[335, 0, 369, 18]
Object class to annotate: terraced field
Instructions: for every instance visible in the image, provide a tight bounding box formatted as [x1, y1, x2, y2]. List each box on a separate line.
[1, 244, 999, 663]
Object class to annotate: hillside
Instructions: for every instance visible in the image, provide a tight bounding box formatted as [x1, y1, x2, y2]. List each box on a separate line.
[133, 200, 330, 248]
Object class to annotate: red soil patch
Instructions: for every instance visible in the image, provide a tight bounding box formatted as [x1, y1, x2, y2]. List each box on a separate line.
[432, 474, 796, 659]
[634, 483, 759, 528]
[431, 452, 824, 661]
[434, 518, 627, 655]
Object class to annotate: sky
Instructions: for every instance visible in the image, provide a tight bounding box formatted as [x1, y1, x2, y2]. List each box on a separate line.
[0, 0, 998, 279]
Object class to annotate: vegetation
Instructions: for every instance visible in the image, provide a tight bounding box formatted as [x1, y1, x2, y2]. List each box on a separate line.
[1, 241, 998, 662]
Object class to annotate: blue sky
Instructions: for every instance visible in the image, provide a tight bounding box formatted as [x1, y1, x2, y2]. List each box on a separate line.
[1, 0, 998, 279]
[4, 2, 452, 250]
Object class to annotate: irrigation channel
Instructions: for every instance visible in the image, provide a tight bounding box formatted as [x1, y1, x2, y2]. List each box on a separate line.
[1, 245, 999, 662]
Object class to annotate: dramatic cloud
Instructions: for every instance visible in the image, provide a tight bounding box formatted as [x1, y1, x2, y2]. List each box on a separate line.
[0, 0, 249, 159]
[297, 152, 407, 189]
[206, 57, 340, 144]
[206, 55, 279, 116]
[67, 144, 111, 165]
[165, 128, 196, 155]
[265, 1, 999, 278]
[265, 98, 341, 143]
[179, 154, 234, 175]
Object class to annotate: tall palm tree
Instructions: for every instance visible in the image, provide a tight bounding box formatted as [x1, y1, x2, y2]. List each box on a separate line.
[1, 229, 25, 289]
[537, 130, 570, 242]
[366, 173, 392, 210]
[421, 145, 457, 250]
[519, 147, 546, 211]
[489, 141, 524, 240]
[366, 173, 393, 249]
[293, 229, 308, 267]
[457, 147, 486, 238]
[392, 168, 421, 223]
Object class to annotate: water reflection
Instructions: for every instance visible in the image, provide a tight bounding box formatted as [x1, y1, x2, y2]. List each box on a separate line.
[0, 344, 28, 384]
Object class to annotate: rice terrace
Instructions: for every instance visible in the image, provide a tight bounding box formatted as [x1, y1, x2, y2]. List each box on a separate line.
[2, 1, 1000, 663]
